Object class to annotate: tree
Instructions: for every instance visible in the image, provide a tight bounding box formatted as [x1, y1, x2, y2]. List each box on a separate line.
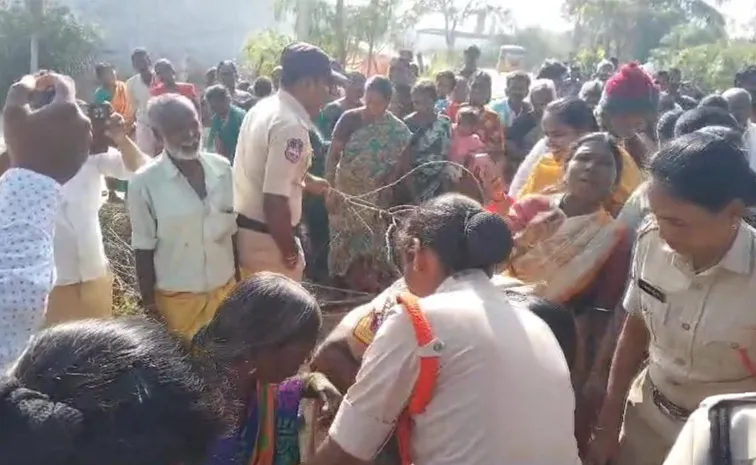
[241, 29, 293, 78]
[274, 0, 404, 68]
[0, 1, 100, 101]
[408, 0, 512, 56]
[563, 0, 729, 62]
[650, 40, 756, 91]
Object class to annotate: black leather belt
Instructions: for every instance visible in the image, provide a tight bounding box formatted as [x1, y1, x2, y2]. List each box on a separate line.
[650, 379, 691, 420]
[236, 214, 299, 236]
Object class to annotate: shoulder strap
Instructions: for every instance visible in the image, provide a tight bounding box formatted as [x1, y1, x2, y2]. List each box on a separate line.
[395, 292, 440, 465]
[396, 292, 440, 416]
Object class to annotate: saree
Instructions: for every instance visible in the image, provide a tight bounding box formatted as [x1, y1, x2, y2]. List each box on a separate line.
[504, 196, 627, 304]
[94, 81, 131, 117]
[329, 112, 411, 279]
[404, 115, 452, 203]
[205, 378, 305, 465]
[517, 148, 642, 217]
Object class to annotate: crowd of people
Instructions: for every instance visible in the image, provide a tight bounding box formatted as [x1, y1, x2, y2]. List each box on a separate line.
[1, 39, 756, 465]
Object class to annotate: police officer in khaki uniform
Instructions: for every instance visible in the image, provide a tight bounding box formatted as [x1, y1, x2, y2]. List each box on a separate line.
[589, 131, 756, 465]
[233, 43, 336, 281]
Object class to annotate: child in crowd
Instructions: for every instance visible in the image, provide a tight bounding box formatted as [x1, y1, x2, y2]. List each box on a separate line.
[447, 107, 511, 209]
[450, 108, 485, 167]
[434, 70, 457, 114]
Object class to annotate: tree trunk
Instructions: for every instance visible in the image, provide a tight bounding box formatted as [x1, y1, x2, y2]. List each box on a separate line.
[366, 0, 378, 75]
[335, 0, 346, 66]
[27, 0, 43, 72]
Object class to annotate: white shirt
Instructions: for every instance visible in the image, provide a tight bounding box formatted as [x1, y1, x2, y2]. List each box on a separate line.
[54, 148, 134, 286]
[664, 392, 756, 465]
[128, 152, 236, 293]
[330, 270, 579, 465]
[126, 74, 153, 125]
[0, 169, 61, 370]
[747, 122, 756, 173]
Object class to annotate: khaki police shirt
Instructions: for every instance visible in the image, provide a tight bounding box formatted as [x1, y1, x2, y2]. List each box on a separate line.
[233, 89, 312, 225]
[624, 221, 756, 411]
[329, 270, 580, 465]
[664, 392, 756, 465]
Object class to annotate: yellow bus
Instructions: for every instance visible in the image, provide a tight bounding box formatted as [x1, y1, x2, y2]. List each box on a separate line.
[497, 45, 526, 73]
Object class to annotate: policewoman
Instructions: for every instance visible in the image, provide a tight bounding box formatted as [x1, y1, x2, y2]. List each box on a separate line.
[589, 130, 756, 465]
[303, 194, 580, 465]
[233, 43, 335, 281]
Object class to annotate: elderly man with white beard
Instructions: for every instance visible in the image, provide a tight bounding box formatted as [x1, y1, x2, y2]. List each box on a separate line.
[127, 94, 238, 339]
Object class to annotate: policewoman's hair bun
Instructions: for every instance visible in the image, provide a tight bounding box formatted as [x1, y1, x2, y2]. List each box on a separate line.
[398, 193, 513, 273]
[463, 210, 513, 269]
[0, 376, 83, 465]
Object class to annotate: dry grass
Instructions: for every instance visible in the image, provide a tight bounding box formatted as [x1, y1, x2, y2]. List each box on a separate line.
[98, 201, 360, 331]
[99, 201, 141, 317]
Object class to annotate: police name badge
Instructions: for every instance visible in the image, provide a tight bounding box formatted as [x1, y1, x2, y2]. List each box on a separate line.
[284, 138, 304, 163]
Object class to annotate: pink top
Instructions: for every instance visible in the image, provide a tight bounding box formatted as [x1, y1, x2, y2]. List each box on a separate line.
[449, 133, 485, 165]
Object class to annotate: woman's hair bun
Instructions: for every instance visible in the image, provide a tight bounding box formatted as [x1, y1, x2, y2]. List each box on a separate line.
[0, 377, 83, 464]
[464, 210, 513, 269]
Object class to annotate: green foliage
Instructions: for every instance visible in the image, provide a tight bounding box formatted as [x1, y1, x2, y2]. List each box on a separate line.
[651, 40, 756, 92]
[241, 29, 293, 78]
[273, 0, 402, 66]
[0, 1, 101, 102]
[564, 0, 728, 62]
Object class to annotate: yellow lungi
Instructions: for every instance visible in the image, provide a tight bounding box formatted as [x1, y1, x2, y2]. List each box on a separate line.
[237, 228, 305, 281]
[154, 278, 236, 339]
[45, 273, 114, 327]
[615, 367, 686, 465]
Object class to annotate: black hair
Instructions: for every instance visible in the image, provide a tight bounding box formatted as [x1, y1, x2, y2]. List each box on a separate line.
[566, 132, 624, 184]
[216, 60, 238, 76]
[464, 45, 481, 58]
[544, 97, 600, 133]
[411, 79, 438, 102]
[346, 71, 367, 84]
[237, 80, 251, 92]
[735, 65, 756, 87]
[204, 84, 230, 102]
[536, 60, 568, 82]
[365, 76, 393, 102]
[650, 131, 756, 211]
[507, 70, 531, 87]
[193, 272, 322, 364]
[456, 106, 479, 125]
[436, 70, 456, 87]
[252, 76, 274, 98]
[657, 109, 684, 144]
[506, 292, 576, 369]
[698, 93, 729, 111]
[1, 319, 229, 465]
[131, 48, 149, 60]
[673, 106, 741, 137]
[94, 62, 114, 79]
[398, 193, 513, 273]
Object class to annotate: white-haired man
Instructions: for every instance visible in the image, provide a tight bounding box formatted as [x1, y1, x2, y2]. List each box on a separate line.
[127, 94, 237, 339]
